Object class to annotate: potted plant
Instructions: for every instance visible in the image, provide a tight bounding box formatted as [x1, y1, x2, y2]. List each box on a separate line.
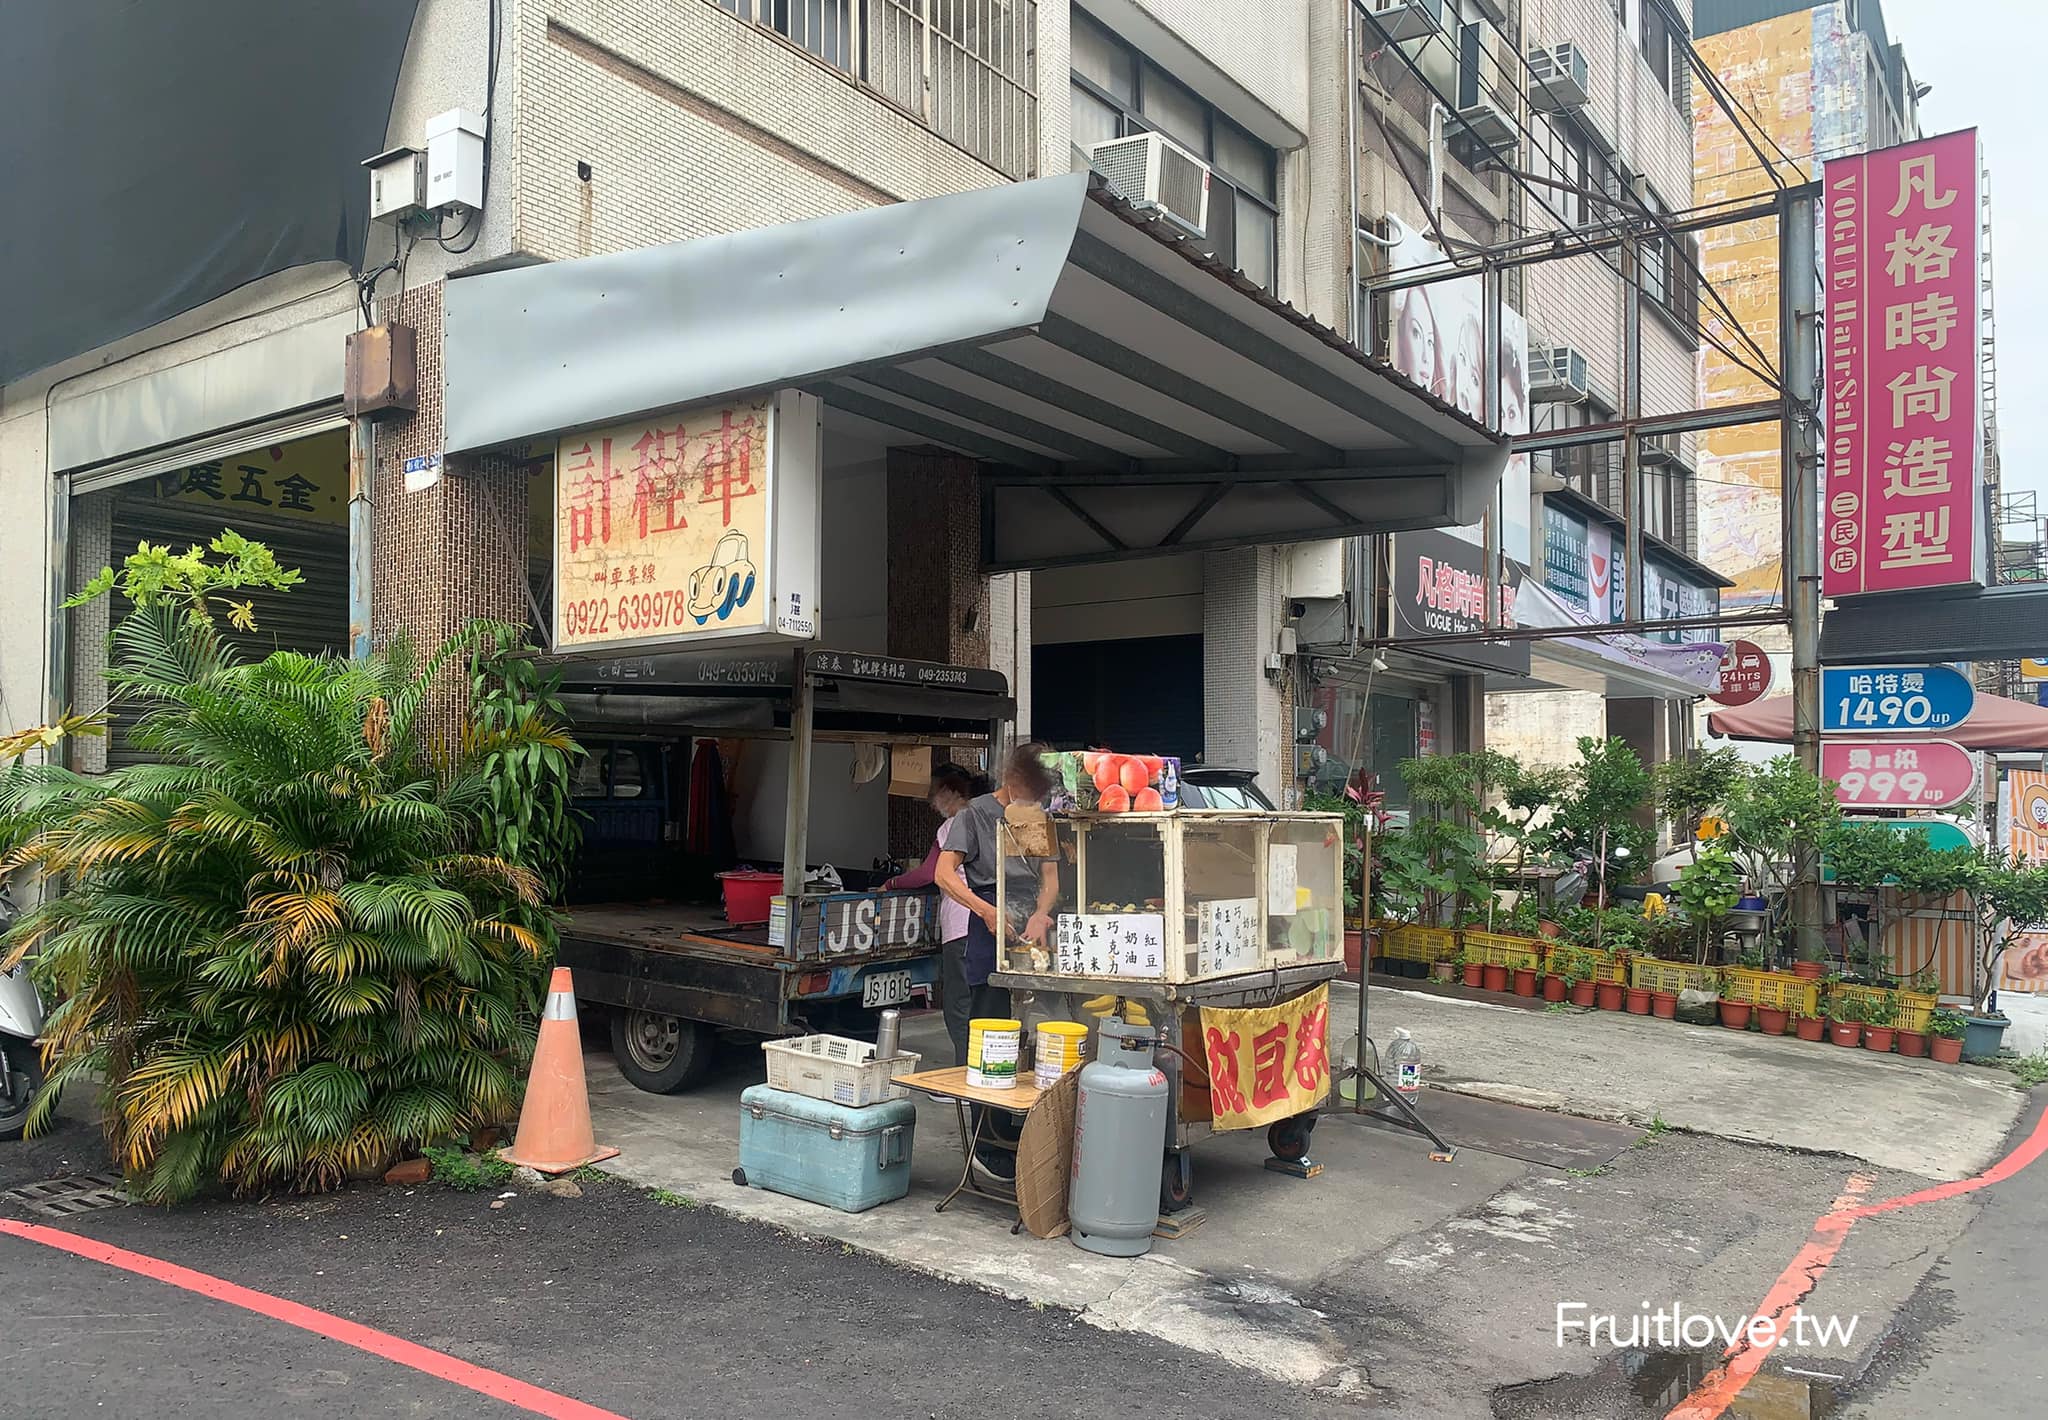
[1674, 840, 1743, 967]
[1928, 1007, 1967, 1064]
[1457, 947, 1483, 989]
[1595, 975, 1626, 1011]
[1718, 997, 1752, 1031]
[1626, 982, 1653, 1015]
[1512, 964, 1540, 997]
[1960, 852, 2048, 1060]
[1826, 992, 1864, 1048]
[1793, 1010, 1827, 1042]
[1723, 756, 1843, 970]
[1431, 957, 1456, 983]
[1553, 947, 1597, 1008]
[1654, 747, 1746, 864]
[1754, 1003, 1790, 1036]
[1545, 737, 1656, 914]
[1860, 990, 1899, 1053]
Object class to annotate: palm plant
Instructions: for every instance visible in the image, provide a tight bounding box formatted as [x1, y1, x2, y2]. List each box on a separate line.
[0, 568, 575, 1202]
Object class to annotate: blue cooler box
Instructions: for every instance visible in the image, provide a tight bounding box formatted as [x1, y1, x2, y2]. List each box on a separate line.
[736, 1084, 917, 1213]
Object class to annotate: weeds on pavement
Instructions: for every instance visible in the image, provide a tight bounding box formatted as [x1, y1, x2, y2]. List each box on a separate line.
[424, 1145, 515, 1192]
[2000, 1051, 2048, 1088]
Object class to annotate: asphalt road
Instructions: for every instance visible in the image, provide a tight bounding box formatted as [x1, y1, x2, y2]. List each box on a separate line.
[0, 1114, 1369, 1420]
[1842, 1088, 2048, 1420]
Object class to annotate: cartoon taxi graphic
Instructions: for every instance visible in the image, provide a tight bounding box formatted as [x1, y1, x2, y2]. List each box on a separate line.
[687, 530, 758, 625]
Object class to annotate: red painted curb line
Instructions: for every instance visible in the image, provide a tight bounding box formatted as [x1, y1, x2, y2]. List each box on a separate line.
[1667, 1098, 2048, 1419]
[0, 1218, 633, 1420]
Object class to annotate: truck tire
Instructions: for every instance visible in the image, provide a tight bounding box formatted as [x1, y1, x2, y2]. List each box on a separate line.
[609, 1009, 714, 1094]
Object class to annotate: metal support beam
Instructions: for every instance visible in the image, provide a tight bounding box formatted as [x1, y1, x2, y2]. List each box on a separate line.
[1782, 185, 1825, 961]
[1620, 231, 1644, 622]
[1511, 398, 1783, 451]
[1064, 236, 1466, 459]
[1354, 609, 1788, 650]
[852, 365, 1135, 468]
[940, 346, 1229, 462]
[1034, 314, 1343, 460]
[782, 649, 815, 900]
[808, 381, 1060, 475]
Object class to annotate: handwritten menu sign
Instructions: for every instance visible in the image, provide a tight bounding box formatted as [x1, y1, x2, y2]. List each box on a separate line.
[1266, 844, 1299, 917]
[1197, 898, 1260, 976]
[1055, 913, 1166, 979]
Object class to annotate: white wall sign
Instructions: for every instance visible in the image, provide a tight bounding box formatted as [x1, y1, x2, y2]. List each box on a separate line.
[1055, 913, 1165, 978]
[1196, 897, 1260, 975]
[1266, 844, 1298, 917]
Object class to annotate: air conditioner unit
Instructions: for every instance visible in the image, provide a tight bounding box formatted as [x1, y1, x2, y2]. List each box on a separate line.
[1453, 23, 1520, 155]
[1530, 343, 1592, 403]
[1088, 133, 1211, 237]
[1528, 42, 1591, 111]
[1367, 0, 1448, 44]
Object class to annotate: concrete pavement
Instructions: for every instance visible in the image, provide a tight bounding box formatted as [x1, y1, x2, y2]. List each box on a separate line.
[1351, 980, 2027, 1179]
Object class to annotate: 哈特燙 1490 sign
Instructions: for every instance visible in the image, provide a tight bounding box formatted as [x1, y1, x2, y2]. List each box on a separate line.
[1822, 130, 1982, 597]
[1823, 665, 1974, 734]
[553, 391, 822, 653]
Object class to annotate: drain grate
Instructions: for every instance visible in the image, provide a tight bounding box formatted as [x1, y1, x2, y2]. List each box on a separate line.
[1, 1171, 130, 1217]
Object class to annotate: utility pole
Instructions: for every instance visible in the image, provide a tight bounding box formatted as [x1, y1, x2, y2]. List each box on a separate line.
[1781, 184, 1823, 959]
[1620, 226, 1643, 621]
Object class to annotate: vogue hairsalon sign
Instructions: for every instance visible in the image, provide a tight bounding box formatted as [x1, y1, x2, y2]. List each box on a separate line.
[1822, 130, 1983, 597]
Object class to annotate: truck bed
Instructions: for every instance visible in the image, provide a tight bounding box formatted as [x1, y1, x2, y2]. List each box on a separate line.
[561, 901, 779, 959]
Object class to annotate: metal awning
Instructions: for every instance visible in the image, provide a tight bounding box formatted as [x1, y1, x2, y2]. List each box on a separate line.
[443, 172, 1506, 572]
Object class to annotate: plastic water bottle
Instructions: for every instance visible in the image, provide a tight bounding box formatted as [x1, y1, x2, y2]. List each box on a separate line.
[1388, 1028, 1422, 1097]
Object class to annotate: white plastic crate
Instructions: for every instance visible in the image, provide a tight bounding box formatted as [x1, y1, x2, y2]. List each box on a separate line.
[761, 1034, 924, 1108]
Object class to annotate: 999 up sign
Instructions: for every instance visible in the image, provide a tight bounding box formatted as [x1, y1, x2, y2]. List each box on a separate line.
[1823, 665, 1974, 733]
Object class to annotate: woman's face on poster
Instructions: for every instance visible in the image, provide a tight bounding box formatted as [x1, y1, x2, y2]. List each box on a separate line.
[1396, 292, 1439, 391]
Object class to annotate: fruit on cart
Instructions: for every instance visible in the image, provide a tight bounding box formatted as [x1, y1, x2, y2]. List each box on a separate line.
[1099, 785, 1131, 813]
[1134, 787, 1164, 811]
[1050, 750, 1182, 814]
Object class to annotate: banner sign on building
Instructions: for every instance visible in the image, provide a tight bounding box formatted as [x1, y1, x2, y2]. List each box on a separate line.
[1392, 527, 1530, 676]
[1822, 739, 1975, 809]
[1822, 129, 1983, 596]
[553, 390, 821, 654]
[1822, 664, 1974, 733]
[1543, 504, 1589, 609]
[1998, 771, 2048, 990]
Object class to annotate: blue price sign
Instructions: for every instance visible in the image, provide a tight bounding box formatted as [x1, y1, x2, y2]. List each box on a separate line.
[1823, 665, 1975, 734]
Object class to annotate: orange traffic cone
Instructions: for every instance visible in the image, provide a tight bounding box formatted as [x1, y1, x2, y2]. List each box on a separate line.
[500, 967, 619, 1175]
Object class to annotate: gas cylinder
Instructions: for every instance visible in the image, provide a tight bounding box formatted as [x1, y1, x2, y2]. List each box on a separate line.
[1069, 1017, 1171, 1257]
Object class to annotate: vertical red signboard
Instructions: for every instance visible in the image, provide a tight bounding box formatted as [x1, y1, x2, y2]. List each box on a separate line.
[1822, 130, 1981, 597]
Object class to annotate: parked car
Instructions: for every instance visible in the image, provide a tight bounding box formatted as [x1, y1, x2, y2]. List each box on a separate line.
[1177, 767, 1275, 811]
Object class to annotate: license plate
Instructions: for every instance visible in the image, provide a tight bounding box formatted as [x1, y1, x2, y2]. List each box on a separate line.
[862, 970, 914, 1008]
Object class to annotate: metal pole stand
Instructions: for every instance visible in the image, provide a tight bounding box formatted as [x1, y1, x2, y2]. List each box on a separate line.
[1341, 954, 1456, 1161]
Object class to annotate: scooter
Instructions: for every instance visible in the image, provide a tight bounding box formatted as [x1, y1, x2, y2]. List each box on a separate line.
[0, 887, 44, 1141]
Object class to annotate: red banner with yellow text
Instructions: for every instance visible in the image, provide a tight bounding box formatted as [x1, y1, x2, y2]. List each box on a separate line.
[1198, 984, 1331, 1132]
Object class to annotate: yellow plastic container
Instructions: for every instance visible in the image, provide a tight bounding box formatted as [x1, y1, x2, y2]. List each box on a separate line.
[966, 1018, 1023, 1089]
[1033, 1021, 1090, 1089]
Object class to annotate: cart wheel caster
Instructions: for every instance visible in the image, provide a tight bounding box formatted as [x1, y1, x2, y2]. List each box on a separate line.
[731, 1167, 748, 1188]
[1160, 1151, 1194, 1213]
[1267, 1116, 1313, 1163]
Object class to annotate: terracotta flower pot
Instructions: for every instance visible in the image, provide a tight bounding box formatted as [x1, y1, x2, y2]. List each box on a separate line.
[1537, 920, 1563, 939]
[1862, 1026, 1896, 1053]
[1719, 1001, 1752, 1030]
[1596, 981, 1626, 1011]
[1930, 1034, 1964, 1064]
[1625, 987, 1652, 1015]
[1895, 1030, 1927, 1059]
[1482, 964, 1509, 993]
[1343, 929, 1364, 976]
[1830, 1022, 1862, 1047]
[1513, 967, 1539, 997]
[1569, 980, 1597, 1008]
[1651, 989, 1677, 1019]
[1755, 1006, 1790, 1036]
[1462, 961, 1485, 988]
[1791, 961, 1827, 981]
[1794, 1015, 1826, 1042]
[1431, 961, 1455, 983]
[1542, 974, 1567, 1003]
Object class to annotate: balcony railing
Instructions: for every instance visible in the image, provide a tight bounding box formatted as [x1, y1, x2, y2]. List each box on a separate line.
[717, 0, 1038, 180]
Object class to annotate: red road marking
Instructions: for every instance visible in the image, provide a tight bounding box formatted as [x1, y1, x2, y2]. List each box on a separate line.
[1667, 1099, 2048, 1420]
[1664, 1174, 1871, 1420]
[0, 1218, 633, 1420]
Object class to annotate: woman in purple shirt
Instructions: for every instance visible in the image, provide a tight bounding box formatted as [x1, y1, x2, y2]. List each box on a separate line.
[881, 762, 989, 1066]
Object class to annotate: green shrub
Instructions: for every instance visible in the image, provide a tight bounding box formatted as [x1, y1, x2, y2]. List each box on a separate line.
[0, 553, 577, 1203]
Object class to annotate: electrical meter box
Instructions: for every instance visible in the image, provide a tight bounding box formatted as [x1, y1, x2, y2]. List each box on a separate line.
[424, 108, 485, 212]
[995, 808, 1344, 985]
[363, 146, 423, 222]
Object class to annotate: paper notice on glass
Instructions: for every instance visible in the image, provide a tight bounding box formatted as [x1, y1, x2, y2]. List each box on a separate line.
[1056, 912, 1165, 978]
[1197, 897, 1260, 975]
[1267, 843, 1299, 916]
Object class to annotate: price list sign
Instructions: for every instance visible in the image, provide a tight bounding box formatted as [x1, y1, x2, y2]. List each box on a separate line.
[1822, 665, 1973, 734]
[1054, 913, 1166, 979]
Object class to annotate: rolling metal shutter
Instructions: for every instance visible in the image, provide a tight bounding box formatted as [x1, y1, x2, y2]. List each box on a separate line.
[103, 496, 348, 768]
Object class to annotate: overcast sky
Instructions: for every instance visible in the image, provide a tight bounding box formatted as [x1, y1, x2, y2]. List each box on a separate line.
[1880, 0, 2044, 518]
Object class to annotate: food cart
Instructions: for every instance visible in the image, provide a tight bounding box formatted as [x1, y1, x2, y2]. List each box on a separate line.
[990, 799, 1348, 1213]
[549, 646, 1013, 1092]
